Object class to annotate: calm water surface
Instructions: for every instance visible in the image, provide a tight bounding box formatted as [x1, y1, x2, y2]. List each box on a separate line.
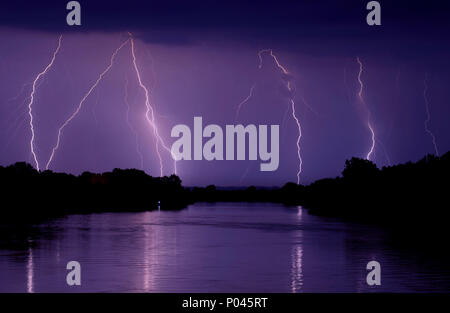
[1, 203, 449, 292]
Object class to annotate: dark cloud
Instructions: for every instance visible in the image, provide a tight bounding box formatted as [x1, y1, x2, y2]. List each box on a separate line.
[1, 1, 448, 37]
[1, 1, 450, 63]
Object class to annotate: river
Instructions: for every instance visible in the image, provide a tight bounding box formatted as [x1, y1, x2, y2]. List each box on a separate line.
[1, 203, 449, 292]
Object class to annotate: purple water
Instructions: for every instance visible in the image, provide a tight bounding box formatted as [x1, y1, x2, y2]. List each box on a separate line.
[1, 203, 449, 292]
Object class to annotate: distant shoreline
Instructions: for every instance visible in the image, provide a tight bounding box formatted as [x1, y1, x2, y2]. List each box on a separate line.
[1, 151, 449, 229]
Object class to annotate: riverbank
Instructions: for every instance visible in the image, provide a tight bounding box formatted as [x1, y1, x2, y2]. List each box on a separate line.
[1, 151, 449, 228]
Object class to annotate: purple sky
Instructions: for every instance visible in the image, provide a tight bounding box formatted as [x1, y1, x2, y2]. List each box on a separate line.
[1, 1, 449, 186]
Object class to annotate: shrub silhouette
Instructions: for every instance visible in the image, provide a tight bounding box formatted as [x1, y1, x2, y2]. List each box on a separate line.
[1, 151, 449, 234]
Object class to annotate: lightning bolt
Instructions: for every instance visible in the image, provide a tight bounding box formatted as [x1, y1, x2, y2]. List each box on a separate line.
[25, 35, 62, 171]
[124, 76, 144, 170]
[356, 57, 376, 161]
[258, 49, 271, 69]
[129, 33, 177, 176]
[45, 38, 129, 170]
[4, 86, 31, 137]
[232, 49, 269, 120]
[236, 49, 303, 184]
[266, 50, 302, 184]
[233, 49, 267, 120]
[377, 139, 391, 166]
[4, 79, 52, 151]
[423, 74, 439, 156]
[7, 82, 31, 104]
[235, 83, 255, 121]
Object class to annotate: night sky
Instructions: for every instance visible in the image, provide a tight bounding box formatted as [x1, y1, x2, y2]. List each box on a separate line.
[0, 0, 449, 186]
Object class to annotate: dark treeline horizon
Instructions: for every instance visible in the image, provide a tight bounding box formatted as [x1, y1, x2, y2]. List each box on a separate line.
[1, 150, 450, 254]
[1, 150, 450, 225]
